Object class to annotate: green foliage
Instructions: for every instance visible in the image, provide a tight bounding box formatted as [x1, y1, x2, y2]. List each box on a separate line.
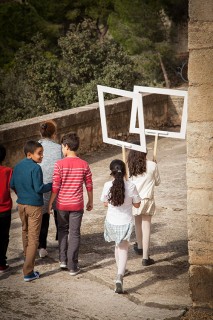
[0, 21, 137, 124]
[0, 1, 188, 124]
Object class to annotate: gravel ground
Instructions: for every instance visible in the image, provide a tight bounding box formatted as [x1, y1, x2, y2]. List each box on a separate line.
[1, 136, 212, 320]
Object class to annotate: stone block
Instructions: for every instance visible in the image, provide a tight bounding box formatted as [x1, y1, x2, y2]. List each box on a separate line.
[188, 85, 213, 122]
[188, 241, 213, 265]
[186, 158, 213, 189]
[189, 0, 213, 22]
[189, 265, 213, 308]
[186, 122, 213, 159]
[188, 189, 213, 216]
[188, 49, 213, 86]
[189, 22, 213, 49]
[188, 215, 213, 242]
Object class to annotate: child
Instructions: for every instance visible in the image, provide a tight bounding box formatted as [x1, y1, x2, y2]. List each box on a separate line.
[10, 141, 52, 281]
[48, 132, 93, 276]
[101, 159, 141, 294]
[127, 148, 160, 266]
[38, 120, 62, 258]
[0, 144, 13, 273]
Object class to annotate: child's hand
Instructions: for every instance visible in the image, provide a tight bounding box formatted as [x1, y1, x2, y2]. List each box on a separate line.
[48, 205, 54, 215]
[86, 201, 93, 211]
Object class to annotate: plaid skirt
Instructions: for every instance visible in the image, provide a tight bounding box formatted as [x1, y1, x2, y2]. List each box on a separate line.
[104, 219, 133, 245]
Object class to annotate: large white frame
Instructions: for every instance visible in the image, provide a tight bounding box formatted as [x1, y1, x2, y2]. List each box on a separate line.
[97, 85, 147, 152]
[130, 86, 188, 139]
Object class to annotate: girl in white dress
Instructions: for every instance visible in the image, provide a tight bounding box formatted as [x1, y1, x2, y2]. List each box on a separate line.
[101, 159, 141, 293]
[127, 149, 160, 266]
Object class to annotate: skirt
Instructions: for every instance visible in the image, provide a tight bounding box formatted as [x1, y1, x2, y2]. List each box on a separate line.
[132, 198, 156, 216]
[104, 219, 133, 245]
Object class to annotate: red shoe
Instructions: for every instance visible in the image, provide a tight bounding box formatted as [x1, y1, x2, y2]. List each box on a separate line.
[0, 264, 9, 273]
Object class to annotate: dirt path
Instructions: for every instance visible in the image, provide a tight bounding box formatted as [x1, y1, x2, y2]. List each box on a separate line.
[0, 137, 193, 320]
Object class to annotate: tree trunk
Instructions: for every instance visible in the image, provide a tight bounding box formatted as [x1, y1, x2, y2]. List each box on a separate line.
[157, 52, 170, 88]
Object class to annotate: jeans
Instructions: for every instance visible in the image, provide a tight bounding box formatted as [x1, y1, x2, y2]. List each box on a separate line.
[0, 210, 11, 266]
[18, 204, 42, 276]
[58, 210, 83, 270]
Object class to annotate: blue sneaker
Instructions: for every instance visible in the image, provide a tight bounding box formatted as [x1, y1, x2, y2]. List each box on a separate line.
[24, 271, 40, 282]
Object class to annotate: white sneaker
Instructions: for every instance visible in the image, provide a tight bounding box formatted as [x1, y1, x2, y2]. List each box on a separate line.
[39, 248, 48, 258]
[59, 262, 67, 269]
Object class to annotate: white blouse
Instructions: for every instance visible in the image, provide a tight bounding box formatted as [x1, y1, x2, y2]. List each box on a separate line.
[101, 180, 141, 225]
[129, 160, 160, 200]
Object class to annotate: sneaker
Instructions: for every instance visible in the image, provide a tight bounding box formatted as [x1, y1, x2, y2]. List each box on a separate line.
[0, 264, 9, 273]
[69, 267, 80, 276]
[24, 271, 40, 282]
[39, 248, 48, 258]
[133, 242, 143, 255]
[115, 274, 124, 294]
[59, 262, 67, 269]
[142, 257, 155, 266]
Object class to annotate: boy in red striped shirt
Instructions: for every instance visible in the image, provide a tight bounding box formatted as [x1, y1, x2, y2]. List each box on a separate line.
[48, 132, 93, 275]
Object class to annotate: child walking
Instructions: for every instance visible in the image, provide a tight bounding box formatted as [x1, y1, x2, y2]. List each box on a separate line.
[48, 132, 93, 276]
[101, 159, 141, 293]
[0, 144, 13, 273]
[10, 141, 52, 281]
[127, 149, 160, 266]
[38, 120, 62, 258]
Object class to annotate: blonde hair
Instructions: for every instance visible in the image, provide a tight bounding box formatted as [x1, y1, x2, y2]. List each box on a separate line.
[40, 120, 57, 138]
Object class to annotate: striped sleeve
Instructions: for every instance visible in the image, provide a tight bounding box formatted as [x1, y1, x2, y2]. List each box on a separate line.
[52, 162, 62, 193]
[84, 164, 93, 191]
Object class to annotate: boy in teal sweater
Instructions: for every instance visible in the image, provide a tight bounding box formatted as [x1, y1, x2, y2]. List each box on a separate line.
[10, 140, 52, 282]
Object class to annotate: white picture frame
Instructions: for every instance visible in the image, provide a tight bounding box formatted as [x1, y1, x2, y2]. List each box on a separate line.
[130, 86, 188, 139]
[97, 85, 147, 152]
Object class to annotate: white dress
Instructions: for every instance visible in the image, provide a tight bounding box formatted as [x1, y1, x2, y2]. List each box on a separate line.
[130, 160, 160, 216]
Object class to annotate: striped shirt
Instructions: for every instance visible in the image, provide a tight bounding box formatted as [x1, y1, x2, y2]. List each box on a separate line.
[52, 156, 93, 211]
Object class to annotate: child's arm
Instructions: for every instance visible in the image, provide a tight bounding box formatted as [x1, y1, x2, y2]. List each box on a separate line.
[86, 190, 93, 211]
[132, 184, 141, 208]
[48, 192, 57, 215]
[154, 164, 161, 186]
[84, 164, 93, 211]
[32, 167, 52, 193]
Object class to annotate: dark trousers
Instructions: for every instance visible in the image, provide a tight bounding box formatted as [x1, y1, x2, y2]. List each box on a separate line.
[39, 211, 58, 249]
[0, 210, 11, 266]
[58, 210, 83, 270]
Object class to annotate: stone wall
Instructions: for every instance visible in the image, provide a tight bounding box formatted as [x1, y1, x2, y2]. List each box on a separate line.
[187, 0, 213, 308]
[0, 93, 183, 168]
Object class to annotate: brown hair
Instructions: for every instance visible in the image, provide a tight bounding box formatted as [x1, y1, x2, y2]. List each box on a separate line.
[61, 132, 79, 151]
[127, 149, 147, 177]
[40, 120, 57, 138]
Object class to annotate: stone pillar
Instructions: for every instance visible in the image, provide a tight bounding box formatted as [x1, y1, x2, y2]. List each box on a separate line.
[187, 0, 213, 308]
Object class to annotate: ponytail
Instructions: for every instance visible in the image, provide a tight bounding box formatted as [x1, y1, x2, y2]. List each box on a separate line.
[40, 120, 57, 138]
[108, 160, 126, 206]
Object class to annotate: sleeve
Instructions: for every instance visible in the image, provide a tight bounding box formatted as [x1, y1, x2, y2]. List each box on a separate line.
[32, 166, 52, 193]
[154, 164, 161, 186]
[10, 170, 15, 191]
[52, 162, 62, 194]
[84, 164, 93, 192]
[100, 182, 109, 203]
[131, 184, 141, 204]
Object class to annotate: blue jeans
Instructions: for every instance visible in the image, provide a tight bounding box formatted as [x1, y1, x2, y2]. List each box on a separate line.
[58, 210, 83, 270]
